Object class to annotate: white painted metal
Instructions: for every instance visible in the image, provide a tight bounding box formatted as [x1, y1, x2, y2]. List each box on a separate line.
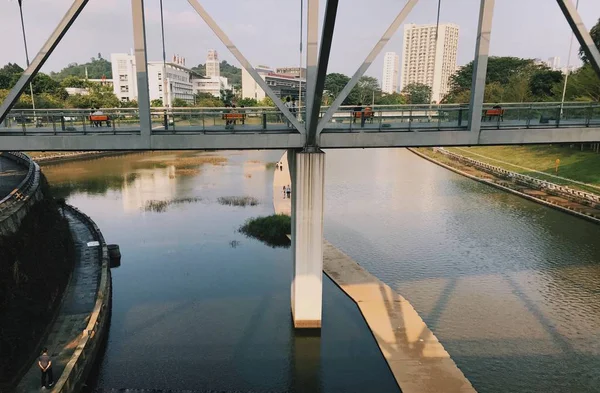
[186, 0, 305, 134]
[305, 0, 319, 127]
[556, 0, 600, 77]
[468, 0, 495, 144]
[0, 0, 90, 124]
[132, 0, 152, 142]
[315, 0, 420, 135]
[289, 150, 325, 329]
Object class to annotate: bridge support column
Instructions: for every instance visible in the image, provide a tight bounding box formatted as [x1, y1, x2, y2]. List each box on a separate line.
[288, 149, 325, 329]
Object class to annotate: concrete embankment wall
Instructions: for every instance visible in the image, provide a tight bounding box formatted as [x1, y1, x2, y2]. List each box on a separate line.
[0, 152, 44, 237]
[53, 205, 112, 393]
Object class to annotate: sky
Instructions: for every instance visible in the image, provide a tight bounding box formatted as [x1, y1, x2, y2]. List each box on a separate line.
[0, 0, 598, 83]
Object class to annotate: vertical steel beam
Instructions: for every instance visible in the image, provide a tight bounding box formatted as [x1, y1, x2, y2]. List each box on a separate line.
[0, 0, 90, 124]
[556, 0, 600, 78]
[316, 0, 420, 135]
[468, 0, 495, 144]
[305, 0, 319, 124]
[132, 0, 152, 143]
[306, 0, 339, 149]
[187, 0, 305, 133]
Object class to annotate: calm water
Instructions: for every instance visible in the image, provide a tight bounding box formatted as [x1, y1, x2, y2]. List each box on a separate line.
[44, 149, 600, 393]
[324, 148, 600, 393]
[43, 151, 398, 393]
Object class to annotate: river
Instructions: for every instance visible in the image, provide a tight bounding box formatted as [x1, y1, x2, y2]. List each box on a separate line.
[43, 148, 600, 393]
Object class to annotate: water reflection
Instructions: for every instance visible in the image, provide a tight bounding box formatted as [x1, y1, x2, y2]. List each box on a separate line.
[324, 148, 600, 393]
[45, 151, 398, 393]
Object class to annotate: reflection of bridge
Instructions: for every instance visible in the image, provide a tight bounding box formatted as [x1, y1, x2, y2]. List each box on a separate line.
[1, 0, 600, 331]
[1, 101, 600, 150]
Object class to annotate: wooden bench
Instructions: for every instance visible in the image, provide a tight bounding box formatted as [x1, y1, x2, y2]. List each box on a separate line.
[482, 108, 504, 121]
[352, 109, 375, 124]
[89, 114, 111, 127]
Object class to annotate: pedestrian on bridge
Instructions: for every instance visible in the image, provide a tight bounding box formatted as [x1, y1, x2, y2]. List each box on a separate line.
[38, 347, 54, 388]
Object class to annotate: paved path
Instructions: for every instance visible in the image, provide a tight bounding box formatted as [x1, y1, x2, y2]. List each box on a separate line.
[272, 152, 476, 393]
[15, 209, 101, 393]
[0, 155, 27, 200]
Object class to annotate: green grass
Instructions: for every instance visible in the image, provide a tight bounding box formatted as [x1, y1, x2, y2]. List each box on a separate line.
[239, 214, 291, 248]
[218, 196, 259, 207]
[446, 145, 600, 193]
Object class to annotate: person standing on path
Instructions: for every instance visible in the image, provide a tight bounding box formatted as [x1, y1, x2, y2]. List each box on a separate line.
[38, 347, 54, 388]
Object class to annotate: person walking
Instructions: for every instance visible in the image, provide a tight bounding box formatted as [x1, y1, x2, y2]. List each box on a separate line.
[284, 97, 293, 127]
[286, 185, 291, 199]
[38, 347, 54, 389]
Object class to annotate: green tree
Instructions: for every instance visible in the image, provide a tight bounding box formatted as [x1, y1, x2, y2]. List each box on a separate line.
[172, 98, 188, 107]
[50, 57, 112, 80]
[151, 99, 163, 107]
[376, 92, 406, 105]
[0, 63, 24, 89]
[579, 18, 600, 64]
[324, 73, 350, 102]
[529, 70, 563, 98]
[351, 76, 382, 105]
[120, 99, 139, 108]
[60, 76, 88, 88]
[238, 97, 259, 107]
[259, 97, 274, 107]
[564, 64, 600, 101]
[449, 57, 536, 93]
[402, 83, 432, 104]
[220, 89, 234, 105]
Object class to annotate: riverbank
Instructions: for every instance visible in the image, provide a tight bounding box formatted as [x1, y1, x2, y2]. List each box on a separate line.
[14, 205, 111, 393]
[411, 148, 600, 225]
[29, 151, 134, 165]
[273, 153, 475, 393]
[445, 145, 600, 193]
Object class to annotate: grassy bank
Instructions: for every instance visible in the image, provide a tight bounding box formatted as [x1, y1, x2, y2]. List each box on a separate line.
[239, 214, 291, 248]
[0, 178, 75, 387]
[446, 145, 600, 193]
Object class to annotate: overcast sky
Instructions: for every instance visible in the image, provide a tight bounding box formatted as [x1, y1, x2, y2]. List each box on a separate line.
[0, 0, 598, 83]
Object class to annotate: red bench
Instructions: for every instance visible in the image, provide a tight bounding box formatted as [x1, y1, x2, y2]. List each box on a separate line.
[89, 114, 111, 127]
[352, 108, 374, 123]
[222, 113, 244, 121]
[482, 108, 504, 121]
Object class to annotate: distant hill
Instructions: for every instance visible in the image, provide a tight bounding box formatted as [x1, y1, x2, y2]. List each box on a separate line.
[191, 60, 241, 87]
[50, 56, 112, 81]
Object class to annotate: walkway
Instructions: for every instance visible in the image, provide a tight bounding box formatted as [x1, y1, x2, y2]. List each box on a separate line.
[15, 209, 101, 392]
[272, 153, 476, 393]
[0, 154, 27, 200]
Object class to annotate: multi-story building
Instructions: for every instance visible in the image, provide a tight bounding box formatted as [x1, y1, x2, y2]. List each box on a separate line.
[206, 49, 220, 78]
[400, 23, 459, 103]
[242, 65, 306, 101]
[546, 56, 561, 71]
[275, 67, 306, 79]
[192, 76, 229, 98]
[111, 53, 195, 105]
[382, 52, 400, 94]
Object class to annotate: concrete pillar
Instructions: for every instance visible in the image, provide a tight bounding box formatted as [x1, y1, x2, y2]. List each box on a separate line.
[288, 149, 325, 329]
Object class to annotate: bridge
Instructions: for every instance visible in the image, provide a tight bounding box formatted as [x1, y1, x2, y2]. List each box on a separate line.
[1, 0, 600, 329]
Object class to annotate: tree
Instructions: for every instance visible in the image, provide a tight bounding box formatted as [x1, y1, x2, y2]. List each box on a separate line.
[0, 63, 24, 89]
[220, 88, 234, 105]
[120, 99, 139, 108]
[449, 57, 536, 93]
[402, 83, 432, 104]
[50, 57, 112, 80]
[579, 18, 600, 64]
[237, 97, 259, 107]
[324, 73, 350, 102]
[529, 70, 563, 98]
[564, 64, 600, 101]
[60, 76, 88, 88]
[376, 92, 406, 105]
[259, 97, 274, 107]
[172, 98, 188, 107]
[151, 99, 163, 107]
[351, 76, 382, 105]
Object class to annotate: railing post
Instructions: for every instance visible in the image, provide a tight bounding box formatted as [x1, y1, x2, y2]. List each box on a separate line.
[408, 108, 412, 131]
[556, 106, 561, 128]
[586, 102, 592, 127]
[526, 104, 532, 128]
[52, 114, 56, 134]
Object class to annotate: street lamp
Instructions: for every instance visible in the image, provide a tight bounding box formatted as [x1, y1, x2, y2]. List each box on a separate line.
[16, 0, 37, 119]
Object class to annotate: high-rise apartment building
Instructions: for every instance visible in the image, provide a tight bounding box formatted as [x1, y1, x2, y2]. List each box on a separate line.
[206, 49, 220, 78]
[400, 23, 459, 103]
[546, 56, 561, 71]
[382, 52, 400, 94]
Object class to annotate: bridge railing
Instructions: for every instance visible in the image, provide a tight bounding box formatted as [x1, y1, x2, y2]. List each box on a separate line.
[2, 102, 599, 134]
[0, 107, 306, 134]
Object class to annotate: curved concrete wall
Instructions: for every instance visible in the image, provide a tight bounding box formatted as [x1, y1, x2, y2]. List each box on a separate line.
[0, 152, 43, 237]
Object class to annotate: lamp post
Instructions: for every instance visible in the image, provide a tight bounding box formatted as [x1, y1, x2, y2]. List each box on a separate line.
[17, 0, 36, 120]
[159, 0, 169, 129]
[298, 0, 303, 121]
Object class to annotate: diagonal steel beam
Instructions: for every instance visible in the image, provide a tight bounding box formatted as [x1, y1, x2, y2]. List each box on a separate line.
[306, 0, 339, 148]
[556, 0, 600, 78]
[316, 0, 419, 135]
[187, 0, 305, 133]
[468, 0, 495, 144]
[0, 0, 90, 124]
[132, 0, 152, 143]
[305, 0, 319, 122]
